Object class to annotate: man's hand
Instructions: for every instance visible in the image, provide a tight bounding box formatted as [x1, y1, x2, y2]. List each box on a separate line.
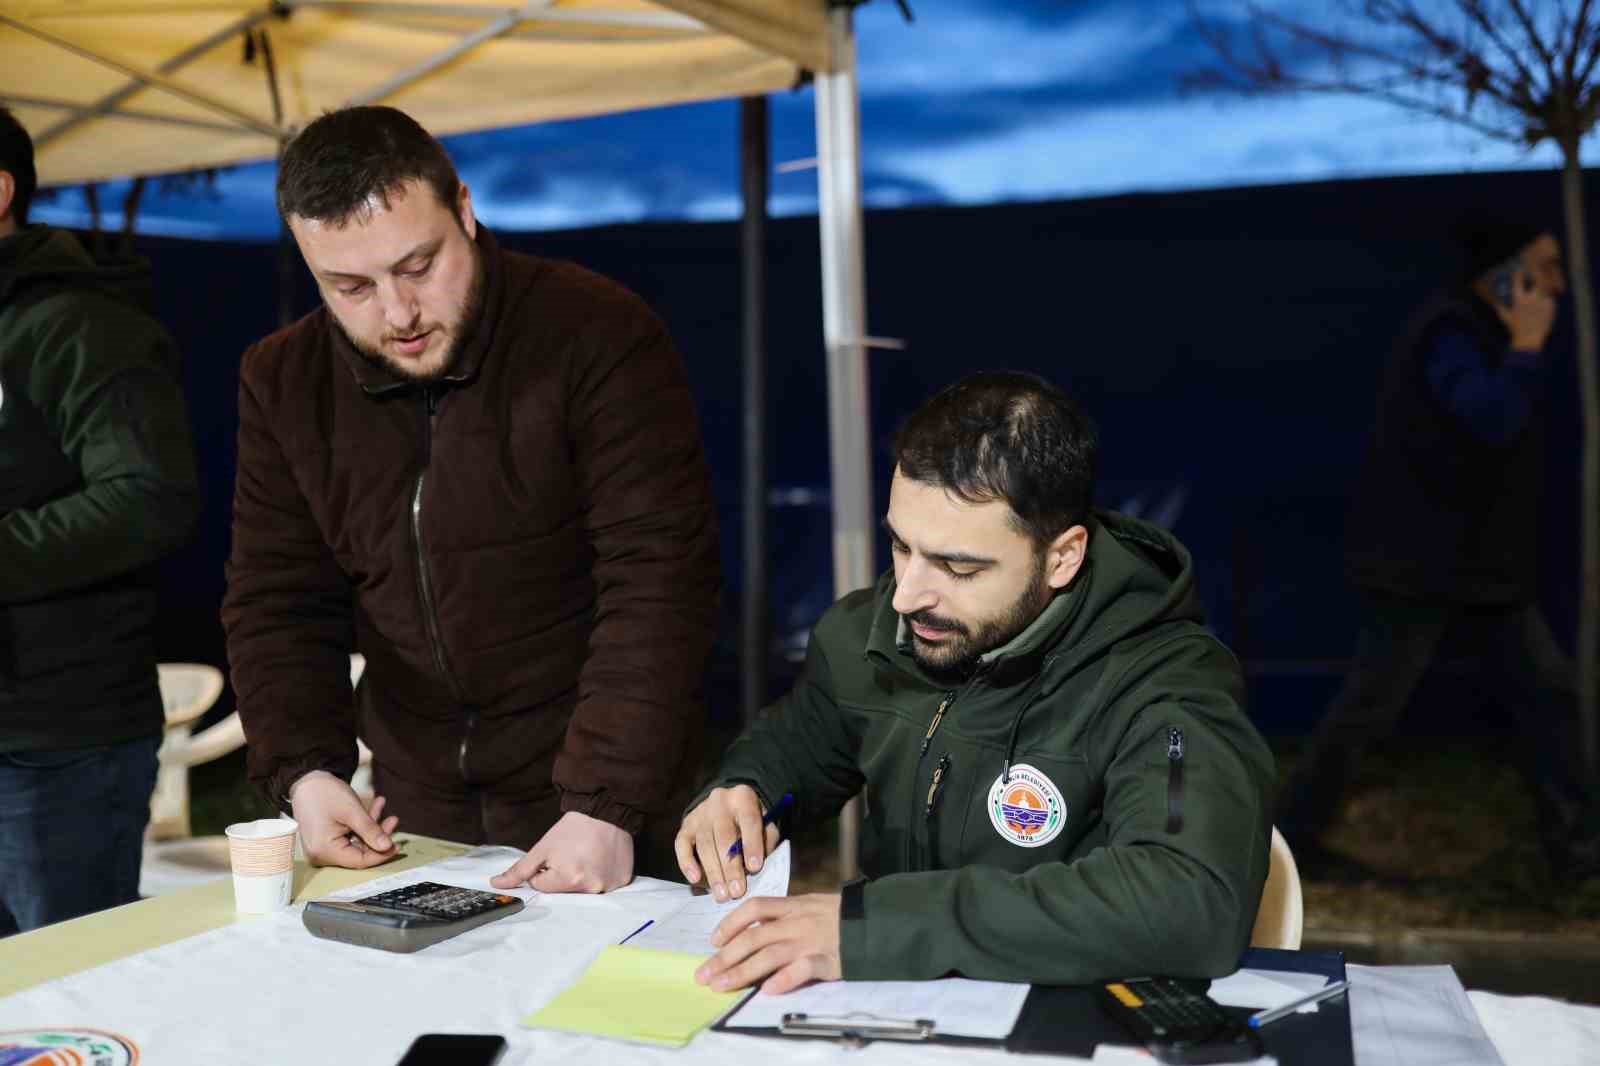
[675, 784, 781, 902]
[289, 769, 400, 869]
[1506, 267, 1558, 351]
[694, 894, 842, 995]
[490, 810, 633, 893]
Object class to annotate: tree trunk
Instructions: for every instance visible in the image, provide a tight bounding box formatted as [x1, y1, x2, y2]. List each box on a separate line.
[1561, 144, 1600, 780]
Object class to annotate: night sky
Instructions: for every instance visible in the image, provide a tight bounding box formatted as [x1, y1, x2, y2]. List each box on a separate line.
[30, 0, 1584, 239]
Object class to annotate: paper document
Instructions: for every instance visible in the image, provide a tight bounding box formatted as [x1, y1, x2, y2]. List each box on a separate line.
[522, 944, 742, 1047]
[1348, 964, 1505, 1066]
[625, 840, 791, 955]
[1209, 968, 1332, 1012]
[723, 976, 1032, 1041]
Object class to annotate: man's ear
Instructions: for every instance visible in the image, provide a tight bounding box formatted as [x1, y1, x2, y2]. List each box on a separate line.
[456, 182, 477, 240]
[0, 171, 15, 227]
[1044, 524, 1089, 590]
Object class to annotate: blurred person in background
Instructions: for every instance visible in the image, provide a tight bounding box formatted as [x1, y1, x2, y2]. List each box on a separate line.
[1281, 215, 1600, 884]
[0, 107, 200, 933]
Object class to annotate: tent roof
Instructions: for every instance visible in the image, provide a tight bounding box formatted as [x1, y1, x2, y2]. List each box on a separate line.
[2, 1, 830, 185]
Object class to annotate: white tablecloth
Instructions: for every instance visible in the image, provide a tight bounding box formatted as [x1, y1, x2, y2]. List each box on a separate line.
[1, 847, 1595, 1065]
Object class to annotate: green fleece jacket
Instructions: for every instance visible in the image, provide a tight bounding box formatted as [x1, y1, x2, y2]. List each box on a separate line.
[0, 226, 199, 750]
[708, 511, 1274, 983]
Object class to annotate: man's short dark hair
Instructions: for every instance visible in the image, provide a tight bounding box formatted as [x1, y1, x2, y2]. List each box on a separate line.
[894, 371, 1099, 544]
[0, 107, 37, 227]
[276, 106, 461, 226]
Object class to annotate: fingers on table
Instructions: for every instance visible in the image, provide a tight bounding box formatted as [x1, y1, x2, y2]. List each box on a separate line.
[490, 848, 546, 889]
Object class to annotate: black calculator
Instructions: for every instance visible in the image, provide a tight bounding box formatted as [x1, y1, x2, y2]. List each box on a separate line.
[1100, 977, 1264, 1064]
[303, 881, 524, 953]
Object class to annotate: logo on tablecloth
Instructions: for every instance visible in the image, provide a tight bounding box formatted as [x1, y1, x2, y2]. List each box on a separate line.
[0, 1029, 139, 1066]
[987, 764, 1065, 848]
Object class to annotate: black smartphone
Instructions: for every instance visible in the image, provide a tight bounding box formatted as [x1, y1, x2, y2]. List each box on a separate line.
[395, 1034, 507, 1066]
[1489, 256, 1524, 309]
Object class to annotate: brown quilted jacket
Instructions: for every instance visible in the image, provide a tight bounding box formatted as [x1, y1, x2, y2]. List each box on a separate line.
[221, 228, 719, 834]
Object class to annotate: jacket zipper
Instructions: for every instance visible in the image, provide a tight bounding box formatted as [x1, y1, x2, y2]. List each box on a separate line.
[408, 388, 470, 771]
[919, 693, 953, 760]
[923, 752, 952, 863]
[1165, 726, 1186, 834]
[907, 691, 955, 871]
[924, 753, 952, 818]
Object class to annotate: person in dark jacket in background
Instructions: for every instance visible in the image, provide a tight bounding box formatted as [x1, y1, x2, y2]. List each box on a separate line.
[1282, 216, 1600, 882]
[679, 372, 1274, 993]
[222, 107, 720, 894]
[0, 107, 200, 933]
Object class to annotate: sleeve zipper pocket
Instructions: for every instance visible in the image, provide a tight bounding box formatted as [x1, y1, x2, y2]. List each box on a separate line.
[1165, 726, 1185, 834]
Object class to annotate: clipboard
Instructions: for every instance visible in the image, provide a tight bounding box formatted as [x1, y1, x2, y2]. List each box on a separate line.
[712, 998, 1008, 1050]
[715, 946, 1353, 1063]
[712, 980, 1024, 1051]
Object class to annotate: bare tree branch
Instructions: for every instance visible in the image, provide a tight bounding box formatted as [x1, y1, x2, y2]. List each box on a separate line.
[1183, 0, 1588, 147]
[1574, 4, 1600, 94]
[1507, 0, 1561, 81]
[1455, 0, 1545, 95]
[1209, 1, 1528, 116]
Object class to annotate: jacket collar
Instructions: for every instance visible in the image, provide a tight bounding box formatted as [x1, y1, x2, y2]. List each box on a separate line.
[330, 224, 506, 397]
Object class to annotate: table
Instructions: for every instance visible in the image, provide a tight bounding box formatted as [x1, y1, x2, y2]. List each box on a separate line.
[1, 834, 1595, 1065]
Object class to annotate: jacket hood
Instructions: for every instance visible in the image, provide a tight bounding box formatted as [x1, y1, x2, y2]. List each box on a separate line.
[0, 225, 156, 311]
[867, 508, 1205, 686]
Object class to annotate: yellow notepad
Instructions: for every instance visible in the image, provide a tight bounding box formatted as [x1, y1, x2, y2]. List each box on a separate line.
[523, 944, 743, 1047]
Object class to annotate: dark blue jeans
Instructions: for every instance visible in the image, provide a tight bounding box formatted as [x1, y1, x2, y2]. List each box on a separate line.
[0, 734, 159, 935]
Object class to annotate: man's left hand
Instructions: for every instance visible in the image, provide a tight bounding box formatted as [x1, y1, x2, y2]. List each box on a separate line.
[695, 893, 842, 995]
[490, 810, 634, 893]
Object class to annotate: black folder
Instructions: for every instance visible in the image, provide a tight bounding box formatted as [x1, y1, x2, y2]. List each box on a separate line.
[1006, 947, 1350, 1063]
[716, 946, 1353, 1064]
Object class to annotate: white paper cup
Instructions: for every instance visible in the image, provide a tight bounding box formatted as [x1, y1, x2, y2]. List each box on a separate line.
[224, 817, 298, 913]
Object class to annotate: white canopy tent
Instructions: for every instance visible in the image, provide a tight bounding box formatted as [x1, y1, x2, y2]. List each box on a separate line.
[2, 0, 877, 873]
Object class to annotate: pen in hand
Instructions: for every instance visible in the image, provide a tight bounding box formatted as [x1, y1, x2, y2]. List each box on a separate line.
[726, 792, 794, 860]
[1247, 979, 1351, 1028]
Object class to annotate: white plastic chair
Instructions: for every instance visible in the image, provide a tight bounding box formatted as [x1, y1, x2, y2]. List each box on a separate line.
[139, 655, 373, 896]
[146, 663, 229, 842]
[1249, 826, 1305, 950]
[139, 664, 236, 896]
[349, 654, 374, 801]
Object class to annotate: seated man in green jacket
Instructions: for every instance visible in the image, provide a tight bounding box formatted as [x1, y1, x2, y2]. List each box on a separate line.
[679, 370, 1274, 994]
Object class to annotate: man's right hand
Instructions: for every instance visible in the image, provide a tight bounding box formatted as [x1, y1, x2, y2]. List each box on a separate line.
[674, 784, 780, 903]
[288, 770, 400, 869]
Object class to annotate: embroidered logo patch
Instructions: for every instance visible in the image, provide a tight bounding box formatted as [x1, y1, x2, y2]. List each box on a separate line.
[0, 1028, 140, 1065]
[988, 764, 1066, 848]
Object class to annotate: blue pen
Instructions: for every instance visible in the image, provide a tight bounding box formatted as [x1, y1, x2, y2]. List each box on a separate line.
[726, 792, 794, 859]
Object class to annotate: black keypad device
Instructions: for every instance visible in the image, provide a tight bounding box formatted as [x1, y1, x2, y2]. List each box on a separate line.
[1100, 977, 1265, 1064]
[303, 881, 524, 953]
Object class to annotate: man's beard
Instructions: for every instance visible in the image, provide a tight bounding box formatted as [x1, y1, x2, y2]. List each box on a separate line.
[906, 550, 1053, 682]
[342, 248, 485, 383]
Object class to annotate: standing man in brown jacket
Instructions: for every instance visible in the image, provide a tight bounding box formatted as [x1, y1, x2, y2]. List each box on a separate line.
[221, 106, 720, 893]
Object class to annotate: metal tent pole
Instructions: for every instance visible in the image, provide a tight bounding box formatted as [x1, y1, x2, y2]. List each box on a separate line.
[814, 2, 871, 883]
[740, 95, 770, 725]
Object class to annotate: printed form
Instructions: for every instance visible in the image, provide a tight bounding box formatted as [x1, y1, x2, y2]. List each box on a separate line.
[625, 840, 792, 954]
